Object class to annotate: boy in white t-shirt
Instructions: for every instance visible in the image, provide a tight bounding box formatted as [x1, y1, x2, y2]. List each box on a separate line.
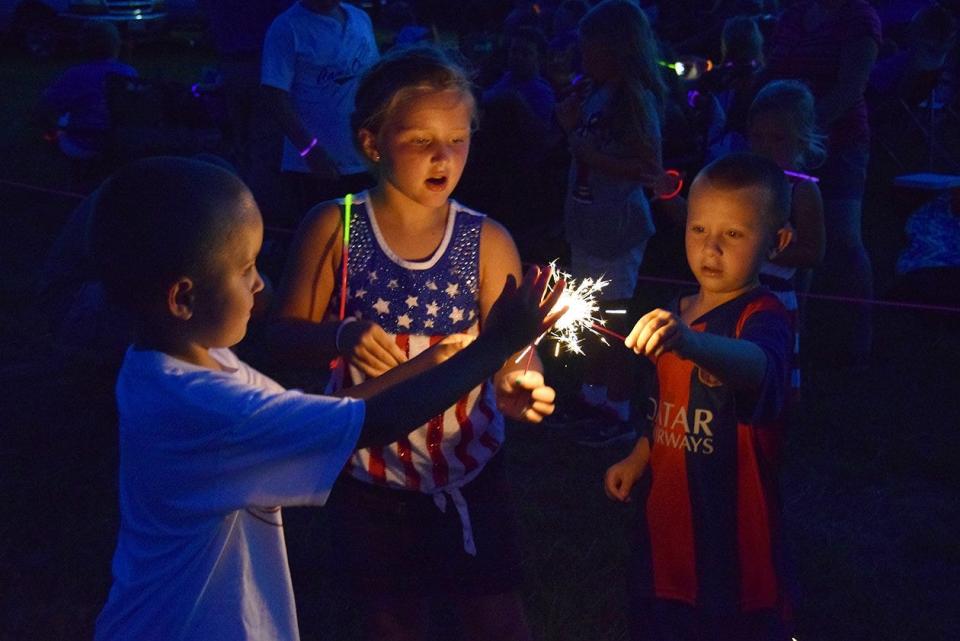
[90, 156, 564, 641]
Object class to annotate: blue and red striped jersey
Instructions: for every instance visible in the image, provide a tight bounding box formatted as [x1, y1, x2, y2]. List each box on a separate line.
[641, 287, 793, 614]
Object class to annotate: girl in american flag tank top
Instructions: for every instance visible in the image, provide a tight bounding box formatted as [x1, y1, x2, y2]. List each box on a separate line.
[270, 45, 555, 641]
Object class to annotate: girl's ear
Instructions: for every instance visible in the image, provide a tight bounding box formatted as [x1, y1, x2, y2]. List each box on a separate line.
[167, 278, 195, 320]
[768, 223, 794, 260]
[357, 128, 381, 164]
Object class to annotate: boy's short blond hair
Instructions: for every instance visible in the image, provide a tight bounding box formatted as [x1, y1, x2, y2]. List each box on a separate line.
[694, 152, 791, 232]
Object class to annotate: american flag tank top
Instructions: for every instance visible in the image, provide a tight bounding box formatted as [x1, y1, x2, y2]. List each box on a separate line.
[328, 192, 504, 492]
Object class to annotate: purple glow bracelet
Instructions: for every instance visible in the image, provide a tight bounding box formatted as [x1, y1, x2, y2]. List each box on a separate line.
[783, 169, 820, 183]
[299, 137, 318, 158]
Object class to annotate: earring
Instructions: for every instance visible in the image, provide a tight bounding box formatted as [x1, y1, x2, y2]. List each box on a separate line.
[372, 152, 381, 162]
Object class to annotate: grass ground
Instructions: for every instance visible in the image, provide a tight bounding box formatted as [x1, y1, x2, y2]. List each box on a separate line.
[1, 37, 959, 641]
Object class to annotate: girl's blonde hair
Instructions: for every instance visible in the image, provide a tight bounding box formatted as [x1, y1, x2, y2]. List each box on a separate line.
[578, 0, 666, 143]
[351, 45, 476, 149]
[749, 79, 827, 169]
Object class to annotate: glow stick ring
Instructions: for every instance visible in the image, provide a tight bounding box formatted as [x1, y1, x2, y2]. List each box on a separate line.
[654, 169, 684, 201]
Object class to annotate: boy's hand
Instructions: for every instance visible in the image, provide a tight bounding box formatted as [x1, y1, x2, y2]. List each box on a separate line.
[496, 371, 557, 423]
[483, 266, 567, 356]
[339, 319, 408, 377]
[604, 441, 650, 502]
[625, 309, 694, 360]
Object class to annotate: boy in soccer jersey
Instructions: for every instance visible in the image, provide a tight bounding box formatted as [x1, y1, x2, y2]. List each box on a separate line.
[604, 152, 795, 641]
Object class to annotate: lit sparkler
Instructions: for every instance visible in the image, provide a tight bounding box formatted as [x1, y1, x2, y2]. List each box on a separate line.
[546, 264, 613, 354]
[515, 263, 626, 374]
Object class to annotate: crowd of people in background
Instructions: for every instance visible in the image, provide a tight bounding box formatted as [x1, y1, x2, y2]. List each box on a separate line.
[36, 0, 960, 370]
[27, 1, 960, 640]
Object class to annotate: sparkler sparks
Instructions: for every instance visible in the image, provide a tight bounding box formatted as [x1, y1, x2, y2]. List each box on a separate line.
[514, 263, 627, 373]
[544, 262, 623, 355]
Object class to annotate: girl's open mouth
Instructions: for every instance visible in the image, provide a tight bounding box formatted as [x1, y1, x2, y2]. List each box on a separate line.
[425, 176, 448, 191]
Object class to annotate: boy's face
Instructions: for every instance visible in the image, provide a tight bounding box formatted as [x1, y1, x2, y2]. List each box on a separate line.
[685, 179, 775, 300]
[190, 197, 265, 349]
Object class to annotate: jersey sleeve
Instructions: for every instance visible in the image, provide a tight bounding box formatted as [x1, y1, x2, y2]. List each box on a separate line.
[734, 305, 793, 425]
[260, 17, 295, 91]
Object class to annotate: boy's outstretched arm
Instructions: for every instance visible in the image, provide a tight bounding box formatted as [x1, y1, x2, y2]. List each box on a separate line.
[626, 309, 767, 391]
[356, 267, 565, 449]
[478, 219, 556, 424]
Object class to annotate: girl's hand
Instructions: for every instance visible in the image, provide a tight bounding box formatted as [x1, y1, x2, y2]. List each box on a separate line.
[496, 371, 557, 423]
[604, 451, 648, 502]
[625, 309, 694, 360]
[423, 333, 475, 366]
[339, 319, 408, 377]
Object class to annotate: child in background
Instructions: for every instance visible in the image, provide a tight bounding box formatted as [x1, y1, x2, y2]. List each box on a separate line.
[891, 183, 960, 316]
[268, 45, 554, 641]
[748, 79, 826, 393]
[605, 153, 795, 641]
[39, 20, 137, 188]
[91, 156, 563, 641]
[39, 20, 136, 160]
[482, 26, 556, 127]
[704, 15, 765, 160]
[555, 0, 670, 446]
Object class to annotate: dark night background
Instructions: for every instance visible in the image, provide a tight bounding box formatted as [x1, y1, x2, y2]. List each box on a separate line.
[2, 1, 959, 639]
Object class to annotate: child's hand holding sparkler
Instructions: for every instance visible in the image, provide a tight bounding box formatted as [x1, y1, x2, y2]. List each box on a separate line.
[496, 371, 557, 424]
[625, 308, 695, 360]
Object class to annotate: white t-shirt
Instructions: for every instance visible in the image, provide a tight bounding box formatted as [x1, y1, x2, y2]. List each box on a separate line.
[95, 347, 364, 641]
[261, 1, 378, 174]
